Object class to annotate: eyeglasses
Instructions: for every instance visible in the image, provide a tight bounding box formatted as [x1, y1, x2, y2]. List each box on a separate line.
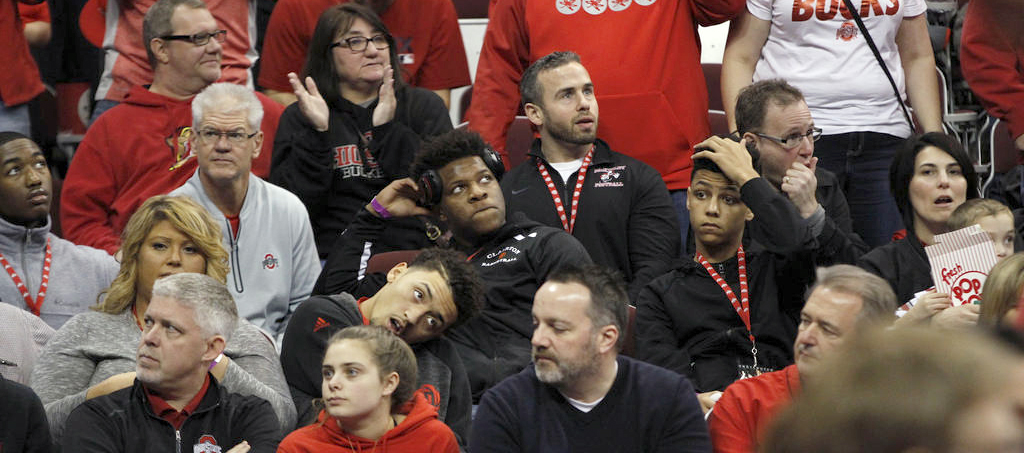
[330, 34, 390, 53]
[195, 129, 257, 144]
[161, 30, 227, 46]
[755, 127, 823, 149]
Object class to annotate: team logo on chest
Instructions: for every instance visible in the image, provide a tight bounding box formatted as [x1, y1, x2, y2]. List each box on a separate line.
[166, 126, 195, 171]
[332, 141, 383, 179]
[262, 253, 279, 270]
[556, 0, 581, 14]
[836, 21, 858, 41]
[193, 435, 221, 453]
[593, 165, 626, 187]
[583, 0, 607, 14]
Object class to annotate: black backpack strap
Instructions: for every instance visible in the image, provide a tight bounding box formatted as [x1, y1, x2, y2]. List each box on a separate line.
[840, 0, 917, 131]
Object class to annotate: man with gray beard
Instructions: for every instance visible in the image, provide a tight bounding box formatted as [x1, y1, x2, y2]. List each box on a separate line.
[470, 264, 711, 453]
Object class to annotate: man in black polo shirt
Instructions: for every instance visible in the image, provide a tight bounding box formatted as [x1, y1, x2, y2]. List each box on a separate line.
[501, 51, 679, 299]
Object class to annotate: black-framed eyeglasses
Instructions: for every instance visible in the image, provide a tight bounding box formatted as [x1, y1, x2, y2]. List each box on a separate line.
[755, 127, 823, 149]
[330, 34, 390, 53]
[161, 30, 227, 46]
[196, 128, 257, 144]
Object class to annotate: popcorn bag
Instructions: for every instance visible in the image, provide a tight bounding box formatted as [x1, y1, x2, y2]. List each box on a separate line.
[925, 225, 1000, 306]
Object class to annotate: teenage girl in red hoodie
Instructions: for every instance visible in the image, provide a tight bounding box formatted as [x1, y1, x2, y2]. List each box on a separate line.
[278, 325, 458, 452]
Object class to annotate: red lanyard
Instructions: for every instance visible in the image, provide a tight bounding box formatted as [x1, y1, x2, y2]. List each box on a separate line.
[536, 146, 594, 234]
[696, 246, 759, 364]
[0, 238, 52, 316]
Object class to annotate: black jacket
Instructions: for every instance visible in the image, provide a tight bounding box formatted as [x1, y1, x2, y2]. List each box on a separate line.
[501, 139, 680, 301]
[445, 213, 591, 401]
[279, 293, 473, 447]
[0, 375, 52, 453]
[315, 210, 591, 402]
[62, 377, 281, 453]
[858, 229, 932, 306]
[637, 177, 816, 393]
[270, 85, 452, 257]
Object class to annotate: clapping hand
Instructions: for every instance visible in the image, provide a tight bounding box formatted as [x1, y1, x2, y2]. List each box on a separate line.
[288, 72, 329, 132]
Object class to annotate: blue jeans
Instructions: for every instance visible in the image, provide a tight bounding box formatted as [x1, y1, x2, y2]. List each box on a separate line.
[671, 189, 690, 258]
[814, 132, 906, 247]
[0, 98, 31, 136]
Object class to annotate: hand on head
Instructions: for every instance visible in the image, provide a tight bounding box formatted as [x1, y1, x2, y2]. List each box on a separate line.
[692, 136, 760, 187]
[366, 178, 433, 219]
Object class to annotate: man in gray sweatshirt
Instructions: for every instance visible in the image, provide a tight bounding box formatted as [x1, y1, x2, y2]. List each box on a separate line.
[0, 131, 118, 329]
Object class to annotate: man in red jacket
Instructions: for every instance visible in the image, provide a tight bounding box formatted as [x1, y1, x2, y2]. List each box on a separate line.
[706, 265, 895, 453]
[466, 0, 746, 249]
[60, 0, 283, 254]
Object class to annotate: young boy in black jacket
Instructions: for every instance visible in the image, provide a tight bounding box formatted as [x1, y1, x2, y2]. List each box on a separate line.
[316, 129, 591, 402]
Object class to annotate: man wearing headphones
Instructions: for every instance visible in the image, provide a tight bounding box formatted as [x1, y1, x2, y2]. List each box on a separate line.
[316, 128, 591, 402]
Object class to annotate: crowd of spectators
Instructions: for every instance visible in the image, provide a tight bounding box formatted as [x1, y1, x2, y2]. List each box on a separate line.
[3, 0, 1024, 451]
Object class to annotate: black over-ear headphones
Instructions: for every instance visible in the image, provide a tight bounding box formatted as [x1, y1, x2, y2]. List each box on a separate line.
[418, 146, 506, 208]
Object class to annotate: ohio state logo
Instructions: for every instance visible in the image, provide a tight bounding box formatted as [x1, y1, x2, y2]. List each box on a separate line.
[836, 21, 858, 41]
[193, 435, 221, 453]
[583, 0, 607, 14]
[262, 254, 279, 270]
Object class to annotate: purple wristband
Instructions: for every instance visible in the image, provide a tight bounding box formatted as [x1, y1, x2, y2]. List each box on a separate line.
[370, 197, 393, 219]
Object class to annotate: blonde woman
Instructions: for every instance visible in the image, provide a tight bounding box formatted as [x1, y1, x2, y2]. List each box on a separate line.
[31, 195, 296, 442]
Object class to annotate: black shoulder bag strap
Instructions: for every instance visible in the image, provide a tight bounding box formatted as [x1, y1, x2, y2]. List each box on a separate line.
[840, 0, 917, 132]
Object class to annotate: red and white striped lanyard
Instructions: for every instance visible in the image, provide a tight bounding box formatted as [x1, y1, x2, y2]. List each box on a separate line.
[0, 238, 52, 316]
[696, 246, 759, 367]
[536, 146, 594, 234]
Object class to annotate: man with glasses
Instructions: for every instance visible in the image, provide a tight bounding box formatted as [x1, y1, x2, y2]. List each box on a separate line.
[171, 83, 320, 339]
[61, 0, 285, 255]
[735, 79, 868, 264]
[86, 0, 262, 124]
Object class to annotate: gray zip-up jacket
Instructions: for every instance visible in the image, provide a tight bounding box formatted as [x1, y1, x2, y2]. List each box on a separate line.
[171, 171, 321, 337]
[0, 215, 118, 329]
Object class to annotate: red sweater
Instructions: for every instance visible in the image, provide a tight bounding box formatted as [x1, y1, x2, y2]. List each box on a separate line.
[1, 0, 44, 106]
[960, 0, 1024, 140]
[60, 85, 283, 253]
[465, 0, 744, 191]
[707, 364, 800, 453]
[278, 393, 458, 453]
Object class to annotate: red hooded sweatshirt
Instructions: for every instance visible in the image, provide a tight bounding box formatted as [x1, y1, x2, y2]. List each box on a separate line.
[278, 392, 459, 453]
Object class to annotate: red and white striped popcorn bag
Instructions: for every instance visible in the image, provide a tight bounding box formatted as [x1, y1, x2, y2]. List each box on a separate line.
[925, 225, 1000, 306]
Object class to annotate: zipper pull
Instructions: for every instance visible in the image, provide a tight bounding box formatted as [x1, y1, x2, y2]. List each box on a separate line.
[0, 358, 19, 367]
